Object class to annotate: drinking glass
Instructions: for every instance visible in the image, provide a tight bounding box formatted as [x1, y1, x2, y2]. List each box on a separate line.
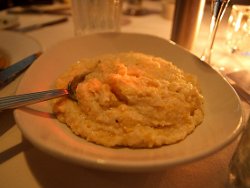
[200, 0, 230, 64]
[228, 117, 250, 188]
[226, 5, 250, 56]
[161, 0, 175, 20]
[71, 0, 123, 36]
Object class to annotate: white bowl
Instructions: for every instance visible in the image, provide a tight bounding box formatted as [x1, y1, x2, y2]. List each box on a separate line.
[14, 33, 243, 172]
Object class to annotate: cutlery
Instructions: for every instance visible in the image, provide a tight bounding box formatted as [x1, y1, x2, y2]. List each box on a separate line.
[12, 16, 68, 32]
[0, 89, 68, 111]
[0, 52, 41, 88]
[0, 69, 249, 111]
[0, 73, 86, 111]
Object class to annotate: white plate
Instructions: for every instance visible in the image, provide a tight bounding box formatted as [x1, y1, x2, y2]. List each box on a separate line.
[14, 33, 243, 171]
[0, 31, 42, 96]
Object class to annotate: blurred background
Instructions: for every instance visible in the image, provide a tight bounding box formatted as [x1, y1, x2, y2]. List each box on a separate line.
[0, 0, 250, 11]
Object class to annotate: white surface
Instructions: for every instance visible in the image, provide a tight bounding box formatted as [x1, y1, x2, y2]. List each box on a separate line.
[0, 1, 250, 187]
[14, 33, 243, 171]
[0, 31, 42, 97]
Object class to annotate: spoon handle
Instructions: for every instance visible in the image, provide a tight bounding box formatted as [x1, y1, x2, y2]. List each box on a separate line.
[0, 89, 68, 111]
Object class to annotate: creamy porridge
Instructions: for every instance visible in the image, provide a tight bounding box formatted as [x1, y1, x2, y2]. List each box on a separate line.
[52, 52, 204, 148]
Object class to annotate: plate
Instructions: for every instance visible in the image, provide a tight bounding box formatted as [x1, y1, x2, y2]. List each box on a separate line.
[14, 33, 243, 171]
[0, 31, 42, 96]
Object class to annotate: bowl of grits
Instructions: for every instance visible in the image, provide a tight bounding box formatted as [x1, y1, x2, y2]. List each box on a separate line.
[14, 33, 243, 171]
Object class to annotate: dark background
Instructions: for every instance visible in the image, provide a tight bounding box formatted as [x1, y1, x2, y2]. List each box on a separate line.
[0, 0, 53, 10]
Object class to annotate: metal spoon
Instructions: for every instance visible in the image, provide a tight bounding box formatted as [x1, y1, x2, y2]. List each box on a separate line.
[0, 74, 86, 111]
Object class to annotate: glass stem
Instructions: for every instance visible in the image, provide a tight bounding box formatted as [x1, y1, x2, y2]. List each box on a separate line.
[200, 0, 230, 64]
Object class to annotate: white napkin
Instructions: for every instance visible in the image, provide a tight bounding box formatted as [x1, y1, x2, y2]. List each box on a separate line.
[226, 70, 250, 104]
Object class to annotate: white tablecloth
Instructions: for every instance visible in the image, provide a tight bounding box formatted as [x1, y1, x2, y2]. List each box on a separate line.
[0, 1, 249, 188]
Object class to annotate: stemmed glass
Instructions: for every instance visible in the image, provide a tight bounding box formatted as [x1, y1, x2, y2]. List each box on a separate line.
[200, 0, 231, 64]
[201, 1, 250, 187]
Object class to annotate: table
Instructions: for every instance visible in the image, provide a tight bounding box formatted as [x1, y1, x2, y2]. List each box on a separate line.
[1, 1, 249, 188]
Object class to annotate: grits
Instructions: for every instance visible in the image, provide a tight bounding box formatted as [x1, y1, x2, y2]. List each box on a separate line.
[52, 52, 204, 148]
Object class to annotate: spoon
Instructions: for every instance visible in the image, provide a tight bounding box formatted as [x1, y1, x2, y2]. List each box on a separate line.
[0, 74, 86, 111]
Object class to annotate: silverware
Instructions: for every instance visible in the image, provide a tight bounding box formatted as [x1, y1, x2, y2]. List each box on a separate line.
[12, 16, 68, 32]
[0, 52, 41, 88]
[0, 89, 68, 111]
[0, 73, 86, 111]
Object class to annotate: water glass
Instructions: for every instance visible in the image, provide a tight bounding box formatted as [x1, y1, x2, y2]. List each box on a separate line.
[71, 0, 123, 36]
[228, 117, 250, 188]
[161, 0, 175, 20]
[226, 5, 250, 55]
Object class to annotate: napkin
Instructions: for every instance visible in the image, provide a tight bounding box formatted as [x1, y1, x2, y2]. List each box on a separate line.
[226, 70, 250, 104]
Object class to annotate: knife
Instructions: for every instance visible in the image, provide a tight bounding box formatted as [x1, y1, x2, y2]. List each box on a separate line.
[12, 16, 68, 32]
[0, 52, 41, 88]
